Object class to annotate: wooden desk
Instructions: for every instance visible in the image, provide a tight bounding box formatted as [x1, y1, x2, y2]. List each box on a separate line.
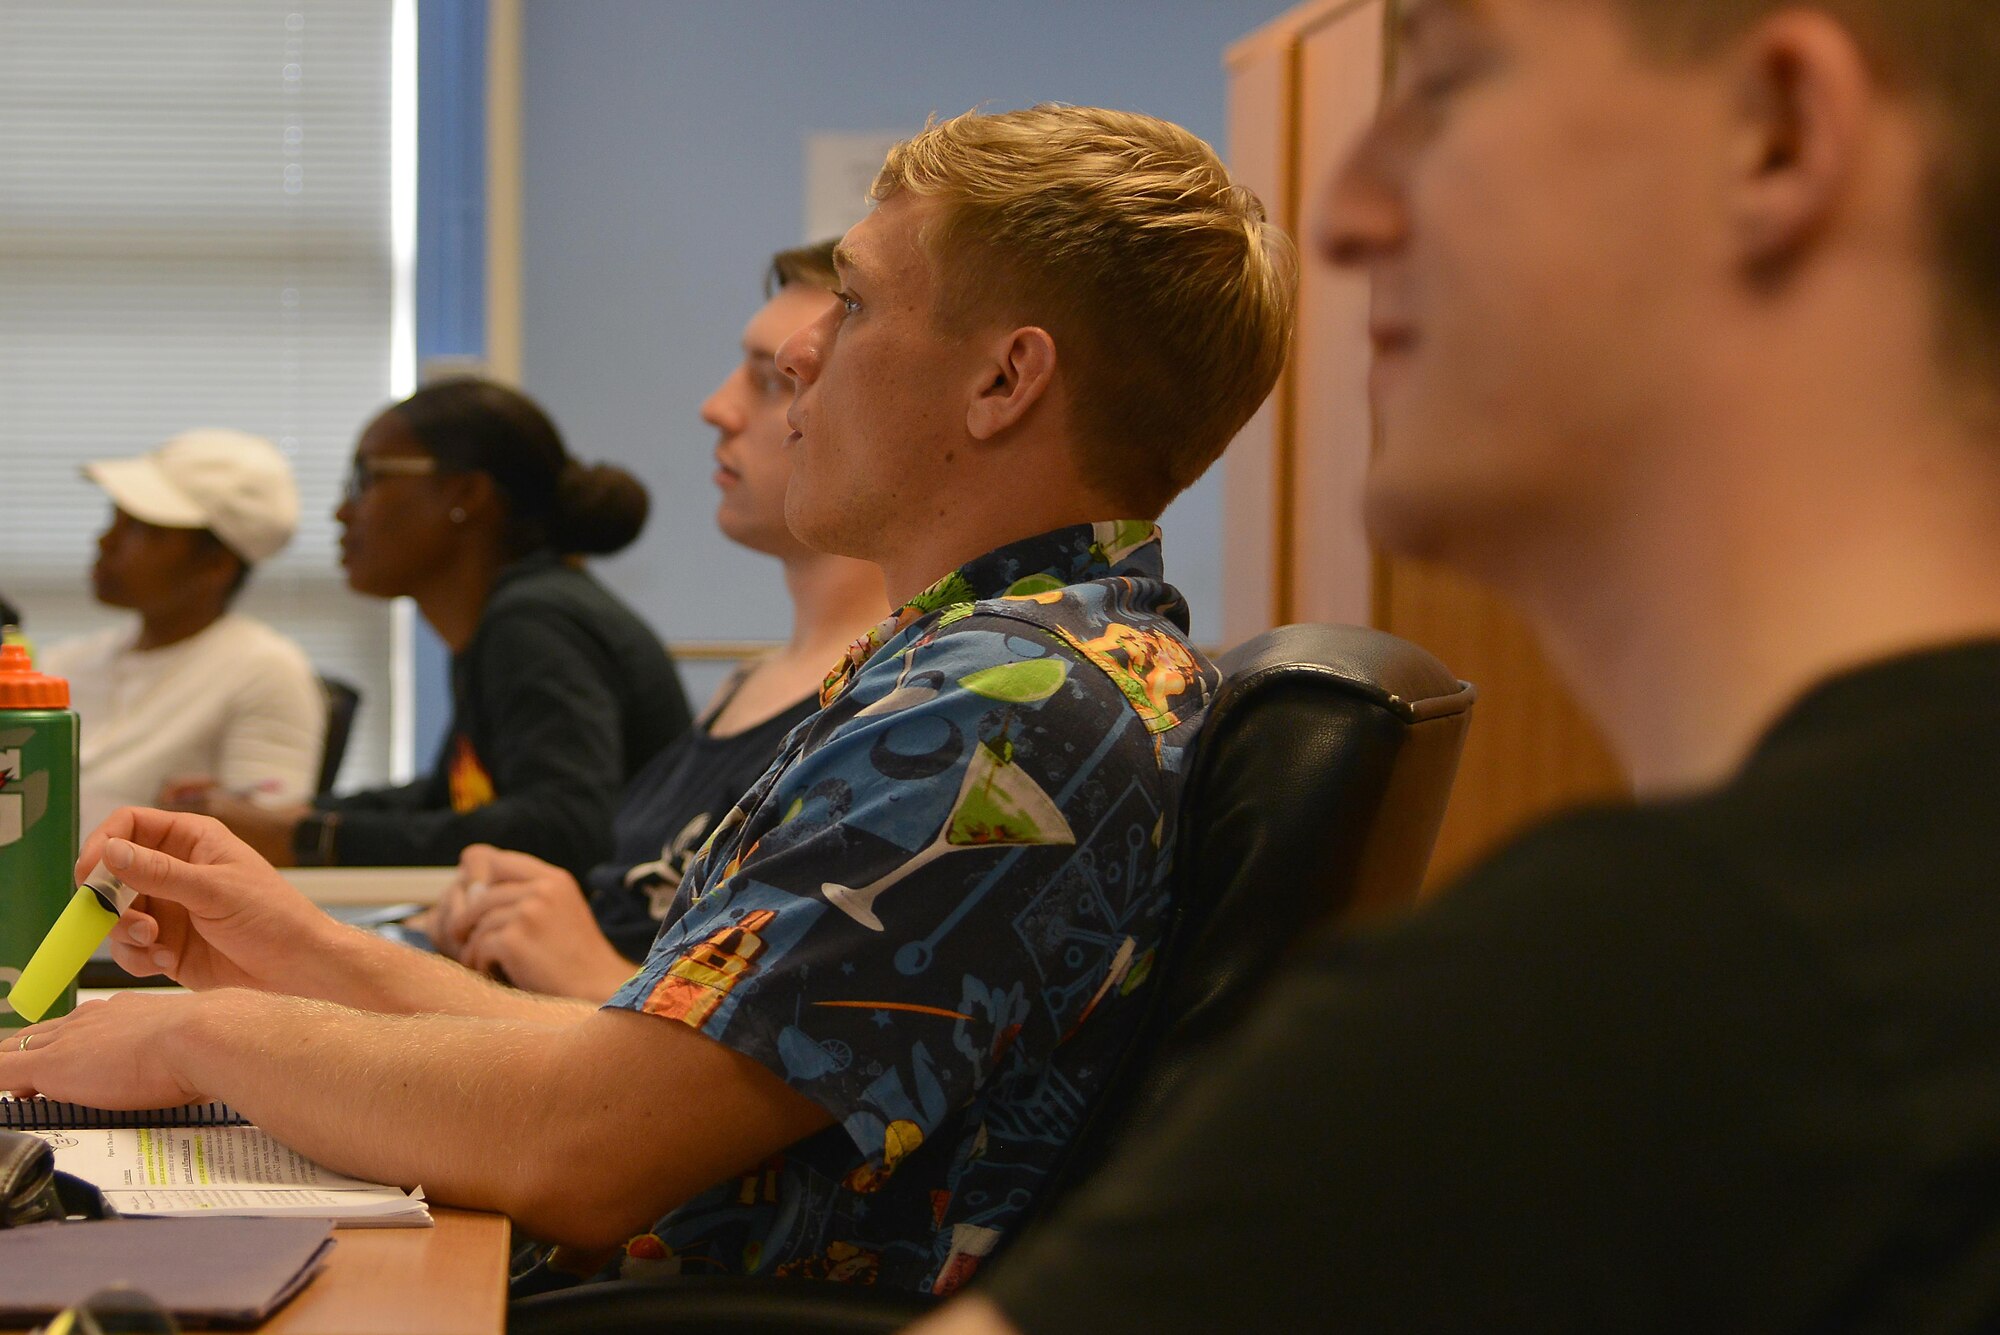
[283, 867, 457, 908]
[32, 875, 508, 1331]
[269, 1208, 511, 1335]
[2, 1209, 510, 1335]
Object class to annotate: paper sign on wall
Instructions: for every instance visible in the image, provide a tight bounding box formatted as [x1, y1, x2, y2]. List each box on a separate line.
[804, 132, 904, 243]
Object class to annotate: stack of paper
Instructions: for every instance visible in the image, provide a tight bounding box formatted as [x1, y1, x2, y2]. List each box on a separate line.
[42, 1124, 431, 1225]
[2, 1096, 429, 1227]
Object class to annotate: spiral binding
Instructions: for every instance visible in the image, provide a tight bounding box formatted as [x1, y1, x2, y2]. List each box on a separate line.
[0, 1095, 247, 1129]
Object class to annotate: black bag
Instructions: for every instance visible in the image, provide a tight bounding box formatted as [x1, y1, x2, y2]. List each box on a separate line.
[0, 1128, 117, 1228]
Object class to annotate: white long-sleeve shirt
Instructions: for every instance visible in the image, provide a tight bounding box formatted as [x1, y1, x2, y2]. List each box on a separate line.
[41, 613, 325, 834]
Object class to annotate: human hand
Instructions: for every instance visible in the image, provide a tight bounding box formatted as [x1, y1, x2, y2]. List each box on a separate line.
[431, 844, 566, 956]
[0, 991, 220, 1109]
[159, 785, 309, 868]
[437, 844, 635, 1003]
[157, 772, 219, 807]
[77, 808, 338, 995]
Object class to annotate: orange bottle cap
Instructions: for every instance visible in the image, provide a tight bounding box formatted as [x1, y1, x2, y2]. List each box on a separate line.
[0, 642, 70, 709]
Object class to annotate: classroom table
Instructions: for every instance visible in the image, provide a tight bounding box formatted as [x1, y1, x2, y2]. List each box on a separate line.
[0, 1209, 511, 1335]
[276, 869, 514, 1331]
[264, 1208, 511, 1335]
[4, 872, 516, 1334]
[284, 866, 458, 907]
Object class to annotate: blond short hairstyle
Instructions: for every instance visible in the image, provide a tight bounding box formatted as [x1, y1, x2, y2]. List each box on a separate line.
[872, 105, 1298, 516]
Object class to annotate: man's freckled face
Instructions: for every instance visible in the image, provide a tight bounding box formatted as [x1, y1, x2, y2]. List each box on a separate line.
[775, 193, 988, 563]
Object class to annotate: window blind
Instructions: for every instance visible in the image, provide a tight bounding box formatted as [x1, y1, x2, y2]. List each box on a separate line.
[0, 0, 403, 788]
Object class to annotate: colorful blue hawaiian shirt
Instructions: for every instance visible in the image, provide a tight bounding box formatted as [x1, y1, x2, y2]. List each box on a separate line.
[589, 522, 1217, 1294]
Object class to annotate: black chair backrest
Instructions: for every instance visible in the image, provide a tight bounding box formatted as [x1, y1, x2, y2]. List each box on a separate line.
[316, 676, 361, 797]
[1018, 622, 1474, 1223]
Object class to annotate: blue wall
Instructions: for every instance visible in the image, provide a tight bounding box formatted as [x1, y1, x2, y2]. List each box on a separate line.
[412, 0, 490, 767]
[516, 0, 1297, 692]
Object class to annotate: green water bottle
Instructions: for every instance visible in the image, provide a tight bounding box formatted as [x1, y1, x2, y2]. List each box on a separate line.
[0, 642, 79, 1032]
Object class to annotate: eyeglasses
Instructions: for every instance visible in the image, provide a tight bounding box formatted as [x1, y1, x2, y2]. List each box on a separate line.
[341, 455, 439, 504]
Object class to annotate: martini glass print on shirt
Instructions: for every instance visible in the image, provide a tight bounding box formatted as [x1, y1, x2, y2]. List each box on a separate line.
[823, 734, 1077, 932]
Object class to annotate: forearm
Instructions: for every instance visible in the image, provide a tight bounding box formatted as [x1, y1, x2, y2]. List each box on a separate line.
[583, 955, 641, 1005]
[330, 790, 610, 876]
[163, 990, 818, 1251]
[170, 990, 604, 1235]
[309, 918, 595, 1024]
[320, 776, 433, 813]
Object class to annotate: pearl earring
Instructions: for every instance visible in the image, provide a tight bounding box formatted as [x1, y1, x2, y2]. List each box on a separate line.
[449, 507, 468, 524]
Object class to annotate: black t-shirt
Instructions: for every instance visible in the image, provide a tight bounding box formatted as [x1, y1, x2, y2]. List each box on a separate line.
[985, 640, 2000, 1334]
[585, 679, 818, 962]
[320, 554, 692, 878]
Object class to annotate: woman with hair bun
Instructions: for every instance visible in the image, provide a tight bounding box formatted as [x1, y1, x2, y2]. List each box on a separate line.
[176, 377, 691, 877]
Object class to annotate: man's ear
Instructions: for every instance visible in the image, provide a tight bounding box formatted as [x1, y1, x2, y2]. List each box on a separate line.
[966, 326, 1058, 441]
[1726, 10, 1872, 278]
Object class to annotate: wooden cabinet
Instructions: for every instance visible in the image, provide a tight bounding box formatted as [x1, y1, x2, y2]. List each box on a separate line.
[1224, 0, 1628, 888]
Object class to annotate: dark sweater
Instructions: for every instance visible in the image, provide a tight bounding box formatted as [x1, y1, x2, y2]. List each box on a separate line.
[585, 681, 817, 962]
[317, 555, 691, 878]
[989, 641, 2000, 1335]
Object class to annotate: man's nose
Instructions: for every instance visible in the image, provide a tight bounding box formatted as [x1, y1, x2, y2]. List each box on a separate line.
[1317, 126, 1404, 270]
[775, 311, 828, 386]
[699, 377, 741, 432]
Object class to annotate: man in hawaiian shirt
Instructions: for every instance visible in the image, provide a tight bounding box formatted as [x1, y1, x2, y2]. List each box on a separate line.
[1, 105, 1296, 1296]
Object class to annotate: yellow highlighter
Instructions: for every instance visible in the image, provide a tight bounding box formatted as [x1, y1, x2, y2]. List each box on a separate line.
[8, 862, 137, 1022]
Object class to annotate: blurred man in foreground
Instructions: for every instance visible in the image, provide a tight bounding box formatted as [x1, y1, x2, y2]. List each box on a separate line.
[916, 2, 2000, 1331]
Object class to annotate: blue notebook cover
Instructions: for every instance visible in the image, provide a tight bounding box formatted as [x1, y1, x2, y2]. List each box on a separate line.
[0, 1216, 335, 1327]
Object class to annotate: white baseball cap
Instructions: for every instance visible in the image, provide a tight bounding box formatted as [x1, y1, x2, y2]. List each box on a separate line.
[83, 429, 299, 565]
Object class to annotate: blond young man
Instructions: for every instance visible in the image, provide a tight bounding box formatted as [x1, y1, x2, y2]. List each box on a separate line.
[1, 106, 1294, 1297]
[916, 2, 2000, 1333]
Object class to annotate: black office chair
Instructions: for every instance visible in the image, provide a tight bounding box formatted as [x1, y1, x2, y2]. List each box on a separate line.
[316, 675, 361, 797]
[508, 623, 1475, 1335]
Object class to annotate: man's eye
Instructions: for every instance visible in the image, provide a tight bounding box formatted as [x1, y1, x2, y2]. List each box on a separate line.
[1381, 52, 1488, 142]
[1413, 65, 1471, 101]
[1403, 39, 1497, 104]
[833, 289, 860, 316]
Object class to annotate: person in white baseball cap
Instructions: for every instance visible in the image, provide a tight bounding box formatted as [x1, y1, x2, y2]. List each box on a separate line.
[82, 427, 300, 565]
[39, 429, 326, 834]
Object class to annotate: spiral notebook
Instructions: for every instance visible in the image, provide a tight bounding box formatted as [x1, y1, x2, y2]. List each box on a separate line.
[1, 1095, 428, 1225]
[0, 1095, 247, 1129]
